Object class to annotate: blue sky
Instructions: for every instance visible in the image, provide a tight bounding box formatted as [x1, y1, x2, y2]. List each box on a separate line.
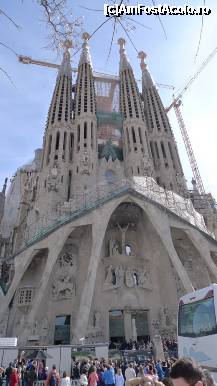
[0, 0, 217, 198]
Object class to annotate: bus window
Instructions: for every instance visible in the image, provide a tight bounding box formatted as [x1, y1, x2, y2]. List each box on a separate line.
[178, 297, 217, 338]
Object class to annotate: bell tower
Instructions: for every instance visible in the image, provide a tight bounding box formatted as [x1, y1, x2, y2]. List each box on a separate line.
[72, 32, 97, 193]
[139, 51, 187, 194]
[118, 38, 154, 178]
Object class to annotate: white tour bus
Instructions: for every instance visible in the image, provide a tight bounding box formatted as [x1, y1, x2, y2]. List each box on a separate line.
[178, 283, 217, 380]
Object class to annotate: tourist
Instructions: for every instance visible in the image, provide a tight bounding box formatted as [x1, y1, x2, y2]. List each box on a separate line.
[125, 364, 136, 381]
[26, 365, 37, 386]
[170, 358, 205, 386]
[61, 372, 71, 386]
[5, 363, 13, 386]
[0, 367, 5, 386]
[46, 365, 61, 386]
[97, 365, 105, 386]
[137, 366, 145, 378]
[115, 369, 124, 386]
[80, 369, 88, 386]
[89, 366, 99, 386]
[102, 365, 115, 386]
[9, 368, 19, 386]
[155, 362, 164, 381]
[73, 362, 81, 379]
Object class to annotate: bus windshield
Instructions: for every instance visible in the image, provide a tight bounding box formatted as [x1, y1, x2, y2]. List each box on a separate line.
[178, 296, 217, 338]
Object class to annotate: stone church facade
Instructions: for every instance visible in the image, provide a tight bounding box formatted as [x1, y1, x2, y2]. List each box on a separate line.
[1, 33, 217, 346]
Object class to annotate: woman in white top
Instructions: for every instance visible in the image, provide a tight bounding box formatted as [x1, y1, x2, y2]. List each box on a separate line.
[80, 369, 88, 386]
[115, 368, 125, 386]
[61, 371, 71, 386]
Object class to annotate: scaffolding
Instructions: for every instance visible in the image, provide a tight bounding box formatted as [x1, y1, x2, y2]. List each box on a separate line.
[23, 177, 212, 252]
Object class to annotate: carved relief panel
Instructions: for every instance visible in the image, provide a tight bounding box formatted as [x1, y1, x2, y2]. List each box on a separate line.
[51, 248, 77, 301]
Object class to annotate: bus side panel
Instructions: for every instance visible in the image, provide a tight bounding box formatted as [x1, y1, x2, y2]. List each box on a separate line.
[178, 335, 217, 367]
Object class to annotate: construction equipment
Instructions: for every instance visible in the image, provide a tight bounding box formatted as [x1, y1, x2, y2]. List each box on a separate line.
[166, 45, 217, 194]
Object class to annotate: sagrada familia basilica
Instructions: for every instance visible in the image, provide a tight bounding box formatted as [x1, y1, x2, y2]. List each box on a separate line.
[0, 33, 217, 346]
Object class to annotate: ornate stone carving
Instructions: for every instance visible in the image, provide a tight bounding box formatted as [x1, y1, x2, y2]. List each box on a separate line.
[171, 263, 185, 298]
[47, 162, 61, 192]
[80, 150, 90, 175]
[138, 268, 152, 289]
[142, 157, 152, 177]
[103, 264, 152, 291]
[114, 265, 125, 286]
[152, 319, 160, 334]
[125, 267, 135, 288]
[59, 252, 74, 268]
[52, 274, 75, 300]
[109, 238, 120, 256]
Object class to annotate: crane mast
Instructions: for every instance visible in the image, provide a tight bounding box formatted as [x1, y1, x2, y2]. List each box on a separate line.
[166, 45, 217, 194]
[173, 99, 205, 195]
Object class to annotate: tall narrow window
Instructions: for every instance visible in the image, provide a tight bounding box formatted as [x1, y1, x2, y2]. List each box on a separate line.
[161, 141, 167, 159]
[63, 132, 67, 160]
[55, 132, 60, 150]
[145, 131, 151, 157]
[84, 121, 87, 140]
[69, 133, 74, 161]
[132, 127, 136, 143]
[91, 122, 93, 148]
[67, 171, 72, 201]
[47, 135, 52, 164]
[155, 142, 160, 158]
[138, 127, 143, 144]
[168, 142, 174, 160]
[150, 141, 154, 159]
[126, 127, 130, 151]
[77, 124, 80, 151]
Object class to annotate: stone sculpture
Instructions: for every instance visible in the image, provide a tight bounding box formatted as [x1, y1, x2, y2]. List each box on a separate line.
[52, 274, 75, 300]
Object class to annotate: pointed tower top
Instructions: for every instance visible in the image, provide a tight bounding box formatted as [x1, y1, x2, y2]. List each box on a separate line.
[138, 50, 154, 88]
[138, 51, 147, 70]
[79, 32, 92, 66]
[117, 37, 132, 71]
[58, 39, 72, 77]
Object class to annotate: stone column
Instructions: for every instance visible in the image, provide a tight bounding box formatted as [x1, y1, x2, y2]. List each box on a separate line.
[124, 310, 132, 342]
[72, 210, 114, 343]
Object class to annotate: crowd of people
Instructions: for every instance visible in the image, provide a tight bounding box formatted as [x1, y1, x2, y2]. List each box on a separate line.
[0, 356, 215, 386]
[109, 339, 178, 358]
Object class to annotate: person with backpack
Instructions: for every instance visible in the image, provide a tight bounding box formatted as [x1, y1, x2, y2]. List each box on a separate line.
[46, 365, 61, 386]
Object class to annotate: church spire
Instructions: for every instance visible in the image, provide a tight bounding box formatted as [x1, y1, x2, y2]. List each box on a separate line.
[79, 32, 92, 67]
[118, 37, 132, 71]
[118, 38, 144, 122]
[74, 32, 96, 117]
[73, 32, 97, 185]
[118, 38, 153, 178]
[46, 39, 73, 128]
[139, 50, 186, 194]
[138, 51, 154, 88]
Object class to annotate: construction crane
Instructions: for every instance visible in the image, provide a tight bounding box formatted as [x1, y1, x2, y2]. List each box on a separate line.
[18, 55, 78, 73]
[166, 45, 217, 195]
